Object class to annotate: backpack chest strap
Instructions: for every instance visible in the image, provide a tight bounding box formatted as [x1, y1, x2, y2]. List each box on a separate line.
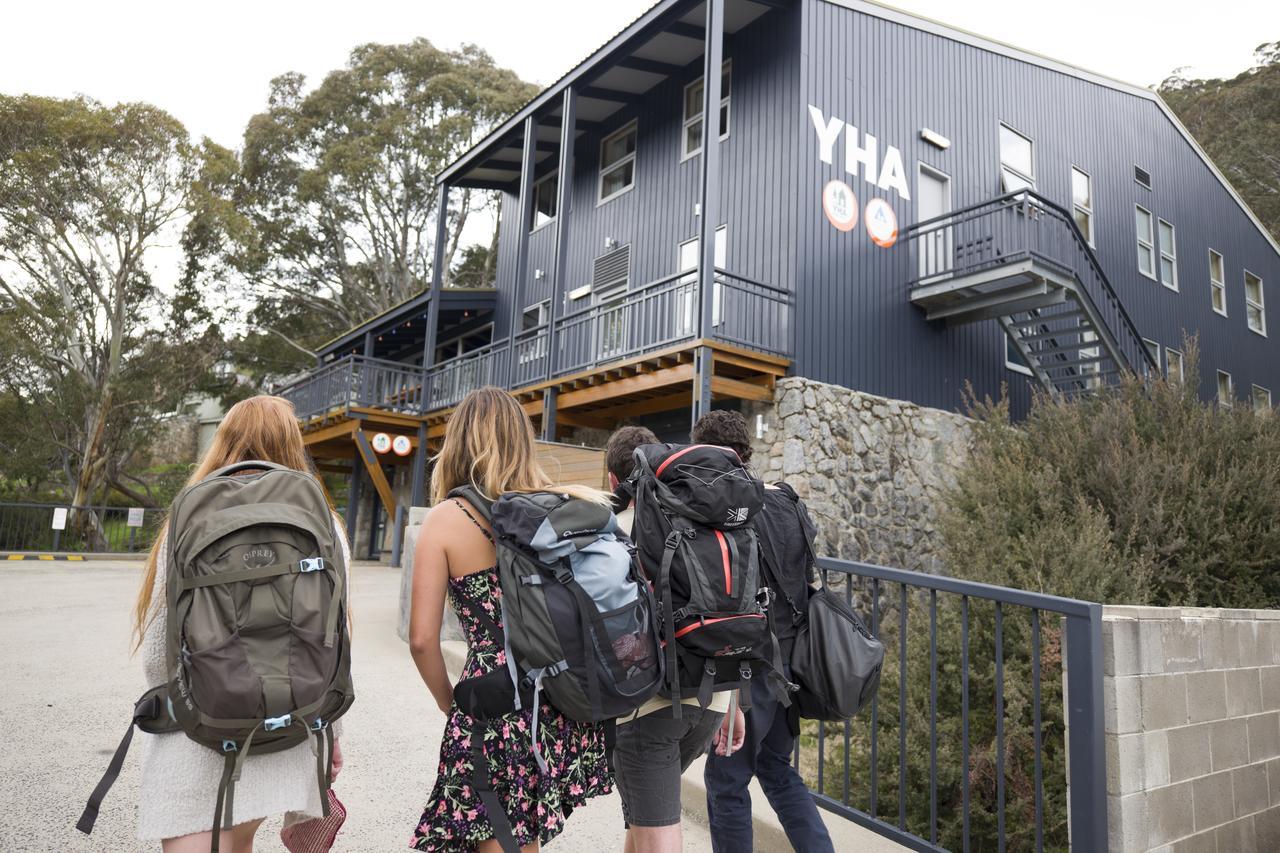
[177, 558, 326, 591]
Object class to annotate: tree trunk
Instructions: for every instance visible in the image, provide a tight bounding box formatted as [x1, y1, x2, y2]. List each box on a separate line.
[69, 395, 113, 551]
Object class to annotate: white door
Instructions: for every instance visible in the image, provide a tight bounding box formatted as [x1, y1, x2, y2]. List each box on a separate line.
[917, 165, 952, 280]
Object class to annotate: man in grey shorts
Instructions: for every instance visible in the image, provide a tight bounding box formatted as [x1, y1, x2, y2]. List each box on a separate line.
[605, 426, 745, 853]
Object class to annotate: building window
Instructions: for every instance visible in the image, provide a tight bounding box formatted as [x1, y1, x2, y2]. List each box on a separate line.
[1245, 270, 1266, 336]
[519, 301, 550, 362]
[1157, 219, 1178, 291]
[599, 121, 637, 203]
[1142, 338, 1161, 377]
[1070, 167, 1094, 245]
[682, 61, 731, 160]
[1135, 205, 1156, 280]
[676, 226, 727, 335]
[1166, 348, 1184, 384]
[999, 124, 1034, 192]
[1253, 385, 1272, 414]
[530, 171, 557, 231]
[1217, 370, 1234, 406]
[1209, 250, 1227, 316]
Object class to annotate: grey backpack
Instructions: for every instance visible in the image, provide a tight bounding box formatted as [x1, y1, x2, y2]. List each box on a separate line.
[78, 461, 354, 852]
[449, 486, 662, 853]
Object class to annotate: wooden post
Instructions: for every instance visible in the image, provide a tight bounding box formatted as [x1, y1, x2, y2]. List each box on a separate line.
[410, 422, 428, 506]
[353, 430, 397, 523]
[510, 116, 540, 388]
[546, 86, 577, 388]
[423, 184, 449, 406]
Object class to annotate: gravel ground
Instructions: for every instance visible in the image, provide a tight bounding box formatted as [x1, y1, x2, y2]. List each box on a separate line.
[0, 560, 714, 852]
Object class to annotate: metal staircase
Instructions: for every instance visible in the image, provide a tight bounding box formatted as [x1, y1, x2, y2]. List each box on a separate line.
[905, 190, 1156, 396]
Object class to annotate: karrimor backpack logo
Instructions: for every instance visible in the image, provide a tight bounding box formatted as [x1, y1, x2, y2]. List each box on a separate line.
[726, 507, 750, 525]
[242, 546, 277, 569]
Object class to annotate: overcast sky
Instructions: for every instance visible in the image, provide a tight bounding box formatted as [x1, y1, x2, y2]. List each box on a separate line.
[2, 0, 1276, 151]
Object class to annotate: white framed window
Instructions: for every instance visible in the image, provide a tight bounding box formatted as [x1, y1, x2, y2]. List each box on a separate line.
[1135, 205, 1156, 280]
[1253, 385, 1272, 414]
[1157, 218, 1178, 291]
[1245, 270, 1266, 336]
[598, 120, 637, 204]
[594, 283, 629, 360]
[682, 61, 731, 160]
[530, 171, 557, 231]
[999, 124, 1034, 192]
[1209, 250, 1227, 316]
[676, 226, 727, 335]
[1142, 338, 1161, 378]
[519, 300, 550, 363]
[1217, 370, 1234, 407]
[1071, 167, 1094, 245]
[1004, 317, 1035, 376]
[1166, 348, 1184, 384]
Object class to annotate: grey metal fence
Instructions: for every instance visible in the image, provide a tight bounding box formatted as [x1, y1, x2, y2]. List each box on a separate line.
[0, 502, 164, 553]
[797, 557, 1105, 852]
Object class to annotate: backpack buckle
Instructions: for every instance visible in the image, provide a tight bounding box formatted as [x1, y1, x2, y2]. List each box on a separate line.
[311, 718, 327, 731]
[299, 558, 325, 573]
[263, 714, 292, 731]
[221, 740, 238, 753]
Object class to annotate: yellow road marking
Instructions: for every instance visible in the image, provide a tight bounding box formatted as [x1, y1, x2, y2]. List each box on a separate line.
[6, 554, 24, 560]
[38, 554, 54, 560]
[67, 555, 84, 561]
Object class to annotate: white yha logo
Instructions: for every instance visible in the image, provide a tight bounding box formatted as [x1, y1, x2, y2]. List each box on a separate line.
[808, 105, 912, 201]
[727, 507, 750, 524]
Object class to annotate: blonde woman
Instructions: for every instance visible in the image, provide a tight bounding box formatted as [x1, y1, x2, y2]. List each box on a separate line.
[408, 387, 613, 851]
[133, 395, 350, 852]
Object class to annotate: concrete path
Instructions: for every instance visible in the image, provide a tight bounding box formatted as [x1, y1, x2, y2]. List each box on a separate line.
[0, 561, 715, 852]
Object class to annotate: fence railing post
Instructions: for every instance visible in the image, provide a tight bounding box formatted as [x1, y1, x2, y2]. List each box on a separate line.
[1063, 603, 1107, 850]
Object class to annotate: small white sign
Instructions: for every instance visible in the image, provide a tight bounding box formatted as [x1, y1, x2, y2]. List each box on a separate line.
[371, 432, 393, 454]
[51, 507, 68, 531]
[864, 198, 899, 248]
[821, 179, 858, 232]
[127, 507, 146, 528]
[392, 435, 413, 457]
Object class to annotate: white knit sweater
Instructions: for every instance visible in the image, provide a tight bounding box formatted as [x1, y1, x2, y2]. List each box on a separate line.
[136, 528, 350, 841]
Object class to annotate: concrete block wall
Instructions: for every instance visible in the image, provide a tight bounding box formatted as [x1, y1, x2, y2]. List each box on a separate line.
[1104, 605, 1280, 851]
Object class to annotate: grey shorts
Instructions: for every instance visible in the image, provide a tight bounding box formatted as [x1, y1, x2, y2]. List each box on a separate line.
[613, 704, 724, 827]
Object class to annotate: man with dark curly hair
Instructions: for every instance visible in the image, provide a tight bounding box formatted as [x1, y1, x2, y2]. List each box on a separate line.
[692, 410, 834, 853]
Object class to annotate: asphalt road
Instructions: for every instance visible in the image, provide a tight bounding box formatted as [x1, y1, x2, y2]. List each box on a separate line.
[0, 560, 715, 852]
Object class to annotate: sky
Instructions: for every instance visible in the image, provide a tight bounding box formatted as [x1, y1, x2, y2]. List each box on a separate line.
[2, 0, 1276, 152]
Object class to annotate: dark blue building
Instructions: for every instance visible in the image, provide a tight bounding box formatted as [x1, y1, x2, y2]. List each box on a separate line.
[281, 0, 1280, 535]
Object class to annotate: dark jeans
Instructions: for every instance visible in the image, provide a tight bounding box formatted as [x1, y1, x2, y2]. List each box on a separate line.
[704, 669, 834, 852]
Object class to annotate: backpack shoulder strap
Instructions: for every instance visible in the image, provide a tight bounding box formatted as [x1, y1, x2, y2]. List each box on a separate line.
[447, 485, 493, 524]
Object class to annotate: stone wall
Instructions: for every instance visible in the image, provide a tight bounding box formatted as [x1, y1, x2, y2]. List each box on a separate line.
[745, 377, 973, 574]
[1103, 605, 1280, 851]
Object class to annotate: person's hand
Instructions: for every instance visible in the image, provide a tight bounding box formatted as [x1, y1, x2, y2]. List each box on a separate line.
[330, 737, 344, 782]
[713, 705, 746, 756]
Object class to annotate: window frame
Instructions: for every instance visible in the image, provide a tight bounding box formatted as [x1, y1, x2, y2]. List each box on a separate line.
[681, 60, 732, 162]
[1070, 166, 1094, 246]
[529, 170, 558, 233]
[1209, 249, 1227, 317]
[998, 123, 1035, 193]
[1244, 269, 1266, 337]
[1142, 338, 1162, 378]
[1217, 370, 1234, 407]
[597, 120, 638, 205]
[1157, 218, 1178, 291]
[676, 226, 727, 334]
[1253, 385, 1272, 414]
[1135, 205, 1156, 281]
[518, 300, 551, 363]
[1165, 348, 1184, 384]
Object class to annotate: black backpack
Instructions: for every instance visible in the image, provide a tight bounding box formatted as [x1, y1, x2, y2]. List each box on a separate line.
[628, 443, 790, 715]
[448, 486, 663, 853]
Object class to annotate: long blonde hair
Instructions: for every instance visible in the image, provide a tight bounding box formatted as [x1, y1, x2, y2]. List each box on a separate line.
[132, 395, 319, 650]
[431, 386, 611, 508]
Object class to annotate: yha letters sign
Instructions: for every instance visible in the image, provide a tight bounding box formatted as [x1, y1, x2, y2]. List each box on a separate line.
[808, 105, 911, 201]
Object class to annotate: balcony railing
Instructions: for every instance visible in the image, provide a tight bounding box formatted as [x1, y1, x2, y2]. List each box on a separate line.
[279, 268, 792, 420]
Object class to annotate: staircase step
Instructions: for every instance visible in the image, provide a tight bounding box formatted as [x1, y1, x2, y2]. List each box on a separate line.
[1029, 341, 1106, 358]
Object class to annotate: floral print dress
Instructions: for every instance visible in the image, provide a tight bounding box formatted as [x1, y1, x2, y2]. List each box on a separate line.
[411, 504, 613, 851]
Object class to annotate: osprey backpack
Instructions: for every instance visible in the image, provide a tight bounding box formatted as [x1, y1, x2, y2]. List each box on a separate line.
[628, 443, 792, 716]
[448, 486, 663, 853]
[77, 461, 354, 853]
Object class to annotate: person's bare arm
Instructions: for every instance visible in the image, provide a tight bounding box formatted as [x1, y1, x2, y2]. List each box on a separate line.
[408, 507, 453, 714]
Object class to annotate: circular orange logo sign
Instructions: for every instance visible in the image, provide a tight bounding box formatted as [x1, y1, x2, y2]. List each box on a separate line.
[392, 435, 413, 457]
[822, 180, 858, 232]
[371, 432, 392, 454]
[864, 198, 898, 247]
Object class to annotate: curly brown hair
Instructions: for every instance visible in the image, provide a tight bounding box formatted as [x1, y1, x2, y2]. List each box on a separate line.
[691, 409, 753, 465]
[605, 425, 660, 481]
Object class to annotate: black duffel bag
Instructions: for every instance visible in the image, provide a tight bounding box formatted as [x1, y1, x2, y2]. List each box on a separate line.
[790, 576, 885, 721]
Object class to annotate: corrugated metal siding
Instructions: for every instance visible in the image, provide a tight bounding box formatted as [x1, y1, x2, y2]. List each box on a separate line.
[797, 0, 1279, 414]
[489, 0, 1278, 416]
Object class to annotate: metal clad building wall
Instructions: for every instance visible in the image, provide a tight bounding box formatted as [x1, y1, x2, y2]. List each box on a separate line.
[491, 6, 801, 340]
[798, 0, 1279, 413]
